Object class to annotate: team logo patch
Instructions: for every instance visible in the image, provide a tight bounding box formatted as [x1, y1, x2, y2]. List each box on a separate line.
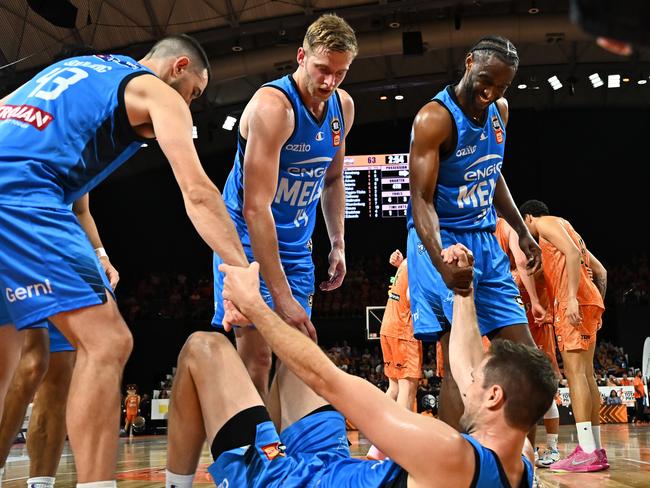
[491, 115, 504, 144]
[331, 117, 341, 147]
[514, 295, 525, 308]
[261, 442, 286, 461]
[315, 131, 324, 141]
[417, 242, 426, 254]
[0, 105, 54, 131]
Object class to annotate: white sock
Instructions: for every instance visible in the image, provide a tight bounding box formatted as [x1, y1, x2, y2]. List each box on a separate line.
[165, 470, 194, 488]
[27, 477, 55, 488]
[76, 482, 116, 488]
[547, 433, 558, 451]
[576, 421, 596, 453]
[1, 466, 4, 488]
[592, 425, 602, 449]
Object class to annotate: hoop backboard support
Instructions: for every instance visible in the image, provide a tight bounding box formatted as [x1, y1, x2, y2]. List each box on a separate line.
[366, 306, 385, 340]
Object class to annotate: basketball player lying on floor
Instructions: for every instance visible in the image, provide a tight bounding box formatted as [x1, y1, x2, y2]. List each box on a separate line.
[165, 244, 557, 488]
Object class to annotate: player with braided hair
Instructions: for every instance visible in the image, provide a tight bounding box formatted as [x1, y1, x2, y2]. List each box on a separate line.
[407, 35, 541, 435]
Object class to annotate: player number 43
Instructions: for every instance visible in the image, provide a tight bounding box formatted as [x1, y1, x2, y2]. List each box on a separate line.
[28, 67, 88, 101]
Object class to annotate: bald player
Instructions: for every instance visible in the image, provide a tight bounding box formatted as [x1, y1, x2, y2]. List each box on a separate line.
[520, 200, 608, 472]
[494, 217, 561, 468]
[0, 35, 248, 486]
[164, 244, 556, 488]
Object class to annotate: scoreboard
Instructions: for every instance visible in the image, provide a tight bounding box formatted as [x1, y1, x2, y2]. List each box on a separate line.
[343, 153, 410, 219]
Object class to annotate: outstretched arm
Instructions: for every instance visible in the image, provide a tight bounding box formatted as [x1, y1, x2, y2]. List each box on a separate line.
[219, 262, 473, 485]
[443, 245, 485, 399]
[124, 75, 248, 268]
[409, 103, 472, 295]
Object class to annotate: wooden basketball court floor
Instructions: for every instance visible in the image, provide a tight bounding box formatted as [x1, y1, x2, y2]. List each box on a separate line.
[3, 424, 649, 487]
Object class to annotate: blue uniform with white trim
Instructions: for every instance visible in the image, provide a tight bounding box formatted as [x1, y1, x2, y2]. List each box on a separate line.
[407, 85, 526, 341]
[0, 54, 151, 328]
[213, 74, 345, 325]
[208, 410, 532, 487]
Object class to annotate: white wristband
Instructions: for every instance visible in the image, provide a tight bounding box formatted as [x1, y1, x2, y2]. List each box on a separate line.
[95, 247, 108, 259]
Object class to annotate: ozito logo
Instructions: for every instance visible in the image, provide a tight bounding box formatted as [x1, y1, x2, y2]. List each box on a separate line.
[0, 105, 54, 131]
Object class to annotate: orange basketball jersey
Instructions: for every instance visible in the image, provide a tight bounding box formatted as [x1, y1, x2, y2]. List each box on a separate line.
[380, 260, 414, 340]
[540, 217, 604, 309]
[125, 394, 139, 413]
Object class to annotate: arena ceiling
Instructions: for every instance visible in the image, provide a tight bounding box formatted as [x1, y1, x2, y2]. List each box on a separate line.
[1, 0, 648, 128]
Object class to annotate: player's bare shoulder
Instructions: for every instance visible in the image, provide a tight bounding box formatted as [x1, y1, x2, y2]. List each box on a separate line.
[495, 97, 509, 125]
[240, 86, 294, 138]
[412, 101, 453, 147]
[123, 73, 185, 138]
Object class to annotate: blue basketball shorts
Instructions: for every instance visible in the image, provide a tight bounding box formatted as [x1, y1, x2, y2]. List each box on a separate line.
[407, 226, 526, 342]
[212, 248, 314, 327]
[0, 204, 113, 329]
[208, 410, 402, 487]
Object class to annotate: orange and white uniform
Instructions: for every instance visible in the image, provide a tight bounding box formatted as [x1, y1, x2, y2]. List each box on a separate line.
[125, 393, 140, 423]
[540, 218, 604, 352]
[495, 218, 559, 373]
[380, 260, 422, 380]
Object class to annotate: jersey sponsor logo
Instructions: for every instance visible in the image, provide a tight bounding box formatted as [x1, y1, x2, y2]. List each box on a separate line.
[331, 117, 341, 147]
[491, 115, 504, 144]
[463, 161, 503, 182]
[456, 144, 477, 157]
[261, 442, 286, 460]
[0, 105, 54, 130]
[287, 166, 327, 177]
[457, 156, 503, 209]
[285, 142, 311, 152]
[5, 279, 53, 303]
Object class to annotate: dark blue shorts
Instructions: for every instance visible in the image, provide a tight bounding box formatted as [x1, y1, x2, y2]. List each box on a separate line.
[407, 226, 527, 341]
[0, 204, 113, 329]
[208, 410, 402, 487]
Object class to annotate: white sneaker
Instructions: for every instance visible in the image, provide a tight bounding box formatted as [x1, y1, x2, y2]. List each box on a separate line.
[536, 448, 560, 468]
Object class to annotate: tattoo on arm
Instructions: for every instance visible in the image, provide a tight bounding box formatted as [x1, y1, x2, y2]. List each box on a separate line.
[594, 277, 607, 300]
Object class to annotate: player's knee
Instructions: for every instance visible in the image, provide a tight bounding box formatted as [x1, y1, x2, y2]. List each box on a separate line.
[17, 349, 49, 389]
[94, 325, 133, 366]
[183, 331, 230, 364]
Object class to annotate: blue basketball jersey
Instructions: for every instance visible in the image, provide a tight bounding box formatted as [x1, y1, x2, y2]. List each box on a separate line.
[407, 85, 506, 232]
[0, 54, 153, 208]
[221, 74, 345, 258]
[462, 434, 533, 488]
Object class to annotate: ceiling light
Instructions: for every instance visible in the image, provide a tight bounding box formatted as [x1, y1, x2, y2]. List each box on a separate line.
[589, 73, 604, 88]
[528, 0, 540, 14]
[379, 95, 388, 101]
[622, 77, 630, 83]
[548, 75, 562, 90]
[388, 21, 400, 29]
[394, 94, 404, 101]
[222, 116, 237, 131]
[517, 83, 527, 89]
[608, 74, 621, 88]
[638, 79, 647, 85]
